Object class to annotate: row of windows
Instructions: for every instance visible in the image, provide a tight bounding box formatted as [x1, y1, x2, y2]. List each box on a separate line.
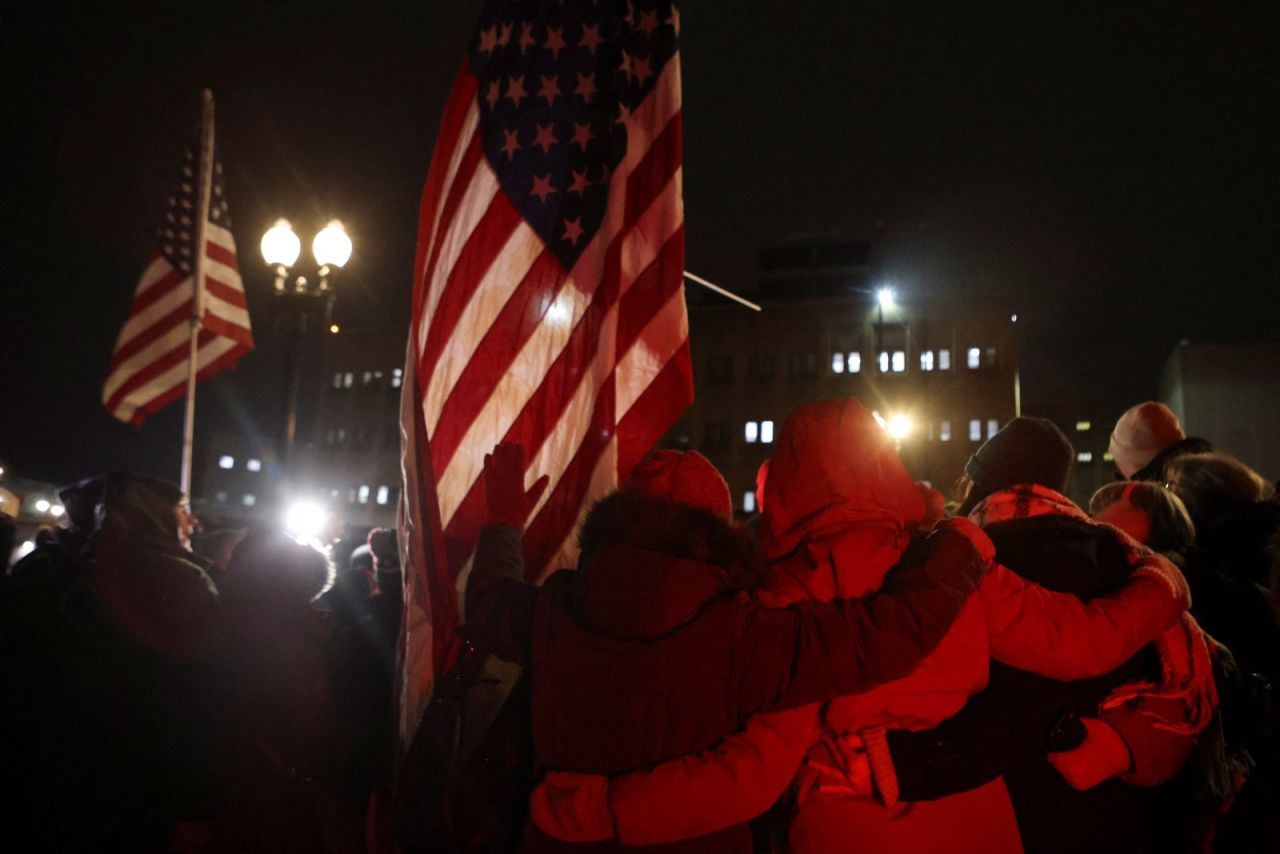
[707, 417, 1026, 451]
[211, 485, 401, 509]
[218, 455, 262, 472]
[711, 347, 998, 382]
[325, 424, 400, 449]
[331, 368, 404, 390]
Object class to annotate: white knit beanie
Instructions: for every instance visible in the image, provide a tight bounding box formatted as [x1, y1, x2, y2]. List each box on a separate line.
[1109, 401, 1185, 479]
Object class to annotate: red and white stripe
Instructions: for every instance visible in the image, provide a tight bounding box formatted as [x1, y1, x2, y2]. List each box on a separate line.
[399, 55, 692, 740]
[103, 221, 253, 425]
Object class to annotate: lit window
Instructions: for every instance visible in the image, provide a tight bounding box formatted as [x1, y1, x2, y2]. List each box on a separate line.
[987, 419, 1000, 439]
[969, 419, 982, 442]
[831, 353, 845, 374]
[760, 420, 775, 444]
[1077, 452, 1094, 463]
[329, 489, 341, 499]
[391, 368, 404, 388]
[920, 350, 935, 372]
[878, 352, 890, 373]
[347, 488, 357, 504]
[967, 347, 981, 369]
[938, 349, 951, 370]
[242, 494, 256, 506]
[1075, 420, 1091, 432]
[891, 351, 906, 373]
[744, 421, 759, 444]
[847, 352, 861, 373]
[986, 347, 998, 367]
[940, 420, 952, 442]
[376, 485, 390, 505]
[218, 455, 234, 470]
[362, 371, 374, 386]
[358, 484, 370, 504]
[343, 372, 354, 388]
[247, 458, 262, 472]
[214, 491, 228, 503]
[1103, 451, 1114, 462]
[742, 491, 756, 513]
[331, 372, 343, 389]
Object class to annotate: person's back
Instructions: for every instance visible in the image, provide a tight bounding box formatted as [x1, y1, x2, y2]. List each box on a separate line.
[978, 505, 1164, 853]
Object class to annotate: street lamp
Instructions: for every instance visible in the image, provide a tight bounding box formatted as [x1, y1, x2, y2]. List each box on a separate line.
[877, 287, 896, 310]
[262, 218, 353, 465]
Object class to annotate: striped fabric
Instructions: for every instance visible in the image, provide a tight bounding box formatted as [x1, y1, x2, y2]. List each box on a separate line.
[103, 139, 252, 425]
[399, 0, 692, 741]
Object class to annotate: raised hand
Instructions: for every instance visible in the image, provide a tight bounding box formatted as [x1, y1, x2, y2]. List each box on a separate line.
[483, 441, 551, 529]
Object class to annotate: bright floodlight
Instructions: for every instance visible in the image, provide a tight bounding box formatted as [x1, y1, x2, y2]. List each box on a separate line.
[313, 220, 353, 269]
[261, 218, 302, 267]
[877, 287, 896, 309]
[284, 500, 326, 542]
[887, 414, 913, 441]
[34, 499, 50, 513]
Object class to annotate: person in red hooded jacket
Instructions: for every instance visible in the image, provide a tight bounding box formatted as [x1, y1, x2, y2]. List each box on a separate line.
[528, 400, 1195, 853]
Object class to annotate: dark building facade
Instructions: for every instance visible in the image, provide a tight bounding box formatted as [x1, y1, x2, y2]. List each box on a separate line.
[664, 240, 1020, 514]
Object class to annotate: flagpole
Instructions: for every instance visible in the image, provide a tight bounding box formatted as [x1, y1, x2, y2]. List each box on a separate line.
[181, 89, 215, 497]
[683, 270, 762, 312]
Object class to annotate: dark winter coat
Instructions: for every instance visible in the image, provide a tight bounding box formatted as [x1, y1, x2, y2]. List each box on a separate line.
[1130, 436, 1214, 483]
[1174, 545, 1279, 683]
[466, 489, 987, 853]
[888, 510, 1172, 854]
[0, 473, 224, 852]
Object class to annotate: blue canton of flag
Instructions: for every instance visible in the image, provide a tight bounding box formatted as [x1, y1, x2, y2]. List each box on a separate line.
[470, 0, 679, 269]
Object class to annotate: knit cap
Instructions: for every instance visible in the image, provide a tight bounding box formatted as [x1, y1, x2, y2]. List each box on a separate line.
[1109, 402, 1185, 479]
[966, 416, 1074, 495]
[626, 450, 733, 521]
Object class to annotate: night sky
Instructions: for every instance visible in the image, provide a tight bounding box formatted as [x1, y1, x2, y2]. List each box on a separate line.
[3, 1, 1278, 485]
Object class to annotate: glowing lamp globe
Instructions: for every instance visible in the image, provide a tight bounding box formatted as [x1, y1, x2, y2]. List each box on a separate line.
[261, 218, 301, 268]
[877, 287, 896, 309]
[312, 220, 352, 269]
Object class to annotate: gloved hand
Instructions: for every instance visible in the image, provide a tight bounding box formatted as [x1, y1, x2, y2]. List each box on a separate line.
[483, 442, 550, 529]
[529, 770, 615, 842]
[1047, 717, 1132, 790]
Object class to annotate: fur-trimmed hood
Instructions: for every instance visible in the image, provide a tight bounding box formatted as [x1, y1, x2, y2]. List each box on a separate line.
[571, 490, 761, 641]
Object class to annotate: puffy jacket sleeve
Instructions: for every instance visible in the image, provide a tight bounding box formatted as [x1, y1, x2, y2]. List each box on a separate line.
[732, 527, 988, 715]
[464, 523, 536, 665]
[609, 705, 819, 845]
[982, 555, 1190, 680]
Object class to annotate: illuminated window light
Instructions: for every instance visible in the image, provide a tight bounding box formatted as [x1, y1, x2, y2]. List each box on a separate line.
[1075, 421, 1091, 432]
[376, 485, 390, 505]
[831, 353, 845, 374]
[940, 420, 952, 442]
[920, 350, 934, 372]
[1077, 452, 1094, 463]
[242, 494, 256, 506]
[967, 348, 981, 369]
[218, 455, 234, 470]
[742, 491, 756, 513]
[744, 421, 759, 444]
[847, 352, 861, 373]
[247, 458, 262, 472]
[877, 352, 890, 373]
[760, 420, 774, 444]
[891, 351, 906, 373]
[987, 419, 1000, 439]
[969, 419, 982, 442]
[938, 349, 951, 370]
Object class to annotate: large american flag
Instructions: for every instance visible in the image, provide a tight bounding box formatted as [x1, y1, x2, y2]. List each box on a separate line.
[399, 0, 691, 739]
[103, 134, 252, 425]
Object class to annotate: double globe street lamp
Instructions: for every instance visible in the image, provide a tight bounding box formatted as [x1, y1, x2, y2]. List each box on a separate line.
[260, 218, 353, 464]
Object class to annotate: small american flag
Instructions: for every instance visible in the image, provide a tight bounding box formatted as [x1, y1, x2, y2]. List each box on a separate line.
[103, 131, 252, 425]
[399, 0, 691, 740]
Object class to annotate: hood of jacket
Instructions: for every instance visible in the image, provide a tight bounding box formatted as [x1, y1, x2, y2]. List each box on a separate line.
[571, 490, 760, 641]
[760, 398, 925, 562]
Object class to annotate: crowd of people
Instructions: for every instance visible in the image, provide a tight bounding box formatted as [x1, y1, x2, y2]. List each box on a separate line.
[1, 397, 1277, 853]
